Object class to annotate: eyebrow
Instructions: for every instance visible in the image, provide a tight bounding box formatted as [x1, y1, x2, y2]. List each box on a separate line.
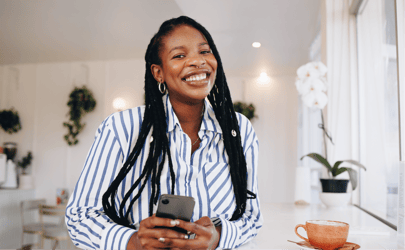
[168, 42, 209, 54]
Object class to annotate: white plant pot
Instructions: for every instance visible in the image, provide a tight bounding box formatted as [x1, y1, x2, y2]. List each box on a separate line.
[294, 167, 311, 205]
[19, 174, 34, 189]
[319, 192, 351, 208]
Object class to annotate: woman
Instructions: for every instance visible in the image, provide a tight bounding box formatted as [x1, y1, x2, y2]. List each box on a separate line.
[65, 16, 262, 250]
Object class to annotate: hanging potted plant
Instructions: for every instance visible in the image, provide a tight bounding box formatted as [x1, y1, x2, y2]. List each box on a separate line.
[18, 152, 34, 189]
[0, 108, 21, 161]
[63, 86, 96, 145]
[295, 62, 366, 206]
[0, 108, 22, 134]
[0, 109, 21, 188]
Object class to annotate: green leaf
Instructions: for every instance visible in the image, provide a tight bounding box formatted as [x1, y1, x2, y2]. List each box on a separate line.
[346, 168, 358, 190]
[333, 167, 348, 177]
[331, 161, 344, 176]
[340, 160, 367, 171]
[300, 153, 332, 172]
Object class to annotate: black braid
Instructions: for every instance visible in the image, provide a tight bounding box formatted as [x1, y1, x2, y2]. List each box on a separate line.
[102, 16, 256, 228]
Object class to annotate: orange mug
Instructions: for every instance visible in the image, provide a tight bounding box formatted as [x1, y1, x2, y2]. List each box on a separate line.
[295, 220, 349, 250]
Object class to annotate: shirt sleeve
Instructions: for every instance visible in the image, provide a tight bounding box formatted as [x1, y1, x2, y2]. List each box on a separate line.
[216, 114, 263, 249]
[65, 116, 136, 250]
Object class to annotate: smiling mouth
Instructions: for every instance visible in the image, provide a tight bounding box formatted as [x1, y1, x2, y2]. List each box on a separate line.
[182, 73, 210, 82]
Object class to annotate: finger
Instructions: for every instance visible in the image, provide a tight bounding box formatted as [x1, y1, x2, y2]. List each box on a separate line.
[164, 238, 209, 250]
[139, 234, 185, 250]
[140, 215, 180, 229]
[139, 235, 163, 249]
[175, 220, 211, 236]
[139, 228, 190, 240]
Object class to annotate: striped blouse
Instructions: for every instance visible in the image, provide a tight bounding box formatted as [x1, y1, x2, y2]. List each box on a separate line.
[65, 94, 262, 250]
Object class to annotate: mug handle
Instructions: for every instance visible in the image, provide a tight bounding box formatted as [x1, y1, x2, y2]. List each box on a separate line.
[295, 224, 309, 242]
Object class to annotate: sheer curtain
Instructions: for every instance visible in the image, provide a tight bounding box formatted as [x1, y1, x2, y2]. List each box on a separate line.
[356, 0, 399, 224]
[323, 0, 360, 194]
[396, 0, 405, 244]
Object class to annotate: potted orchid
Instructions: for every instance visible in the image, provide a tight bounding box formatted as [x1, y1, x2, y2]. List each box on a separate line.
[295, 62, 366, 193]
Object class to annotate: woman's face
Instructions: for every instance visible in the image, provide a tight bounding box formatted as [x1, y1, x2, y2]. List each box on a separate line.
[152, 25, 218, 104]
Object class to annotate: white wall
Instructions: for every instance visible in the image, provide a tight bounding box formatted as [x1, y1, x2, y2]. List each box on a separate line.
[228, 75, 299, 203]
[0, 61, 298, 204]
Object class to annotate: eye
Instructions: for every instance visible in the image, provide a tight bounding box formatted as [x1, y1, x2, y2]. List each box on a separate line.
[173, 54, 185, 59]
[200, 50, 211, 54]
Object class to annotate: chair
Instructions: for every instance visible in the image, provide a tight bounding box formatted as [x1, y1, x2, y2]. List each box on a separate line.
[39, 204, 71, 250]
[20, 199, 58, 249]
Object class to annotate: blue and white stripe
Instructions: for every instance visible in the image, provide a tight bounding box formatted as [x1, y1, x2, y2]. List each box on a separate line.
[65, 94, 262, 250]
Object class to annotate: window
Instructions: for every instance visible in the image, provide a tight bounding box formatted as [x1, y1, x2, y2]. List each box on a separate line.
[356, 0, 399, 226]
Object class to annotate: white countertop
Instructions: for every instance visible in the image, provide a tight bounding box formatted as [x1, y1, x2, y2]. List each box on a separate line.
[238, 203, 399, 249]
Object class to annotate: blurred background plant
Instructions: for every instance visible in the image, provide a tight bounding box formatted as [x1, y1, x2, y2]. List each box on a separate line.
[0, 108, 22, 134]
[233, 102, 256, 121]
[63, 86, 96, 146]
[17, 151, 32, 175]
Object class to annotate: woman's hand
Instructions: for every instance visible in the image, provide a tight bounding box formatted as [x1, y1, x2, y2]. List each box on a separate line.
[163, 216, 221, 250]
[127, 214, 189, 249]
[127, 215, 221, 250]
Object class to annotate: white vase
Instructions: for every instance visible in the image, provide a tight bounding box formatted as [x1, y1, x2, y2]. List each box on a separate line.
[319, 192, 351, 208]
[19, 174, 33, 189]
[2, 160, 18, 188]
[294, 167, 311, 204]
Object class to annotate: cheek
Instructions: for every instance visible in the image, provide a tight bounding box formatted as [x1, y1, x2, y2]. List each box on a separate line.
[208, 56, 218, 71]
[166, 62, 182, 78]
[209, 58, 218, 82]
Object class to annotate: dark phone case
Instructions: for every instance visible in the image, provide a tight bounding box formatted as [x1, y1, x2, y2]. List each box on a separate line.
[156, 194, 195, 234]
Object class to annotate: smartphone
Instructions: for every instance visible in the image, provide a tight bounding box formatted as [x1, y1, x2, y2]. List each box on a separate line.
[156, 194, 195, 234]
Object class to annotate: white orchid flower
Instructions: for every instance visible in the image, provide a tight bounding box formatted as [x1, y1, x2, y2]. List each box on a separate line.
[300, 77, 327, 96]
[297, 62, 322, 79]
[295, 78, 305, 95]
[301, 90, 328, 109]
[296, 61, 329, 110]
[310, 61, 327, 76]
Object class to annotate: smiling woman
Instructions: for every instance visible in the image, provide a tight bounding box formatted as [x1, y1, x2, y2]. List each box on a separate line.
[65, 16, 262, 250]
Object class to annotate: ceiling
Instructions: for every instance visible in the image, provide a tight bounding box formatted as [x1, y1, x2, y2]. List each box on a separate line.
[0, 0, 321, 77]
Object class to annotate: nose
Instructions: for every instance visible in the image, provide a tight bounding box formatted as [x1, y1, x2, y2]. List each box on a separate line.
[187, 54, 206, 68]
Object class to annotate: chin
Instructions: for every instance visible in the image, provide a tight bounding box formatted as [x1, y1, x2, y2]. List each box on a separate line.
[182, 90, 211, 104]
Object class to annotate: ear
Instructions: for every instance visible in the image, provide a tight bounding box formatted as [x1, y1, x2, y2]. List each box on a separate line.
[151, 64, 164, 83]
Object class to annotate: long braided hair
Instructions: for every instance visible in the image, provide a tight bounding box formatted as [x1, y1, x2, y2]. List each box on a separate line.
[102, 16, 256, 229]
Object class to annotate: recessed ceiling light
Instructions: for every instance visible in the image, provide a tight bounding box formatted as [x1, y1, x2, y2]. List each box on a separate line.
[252, 42, 261, 48]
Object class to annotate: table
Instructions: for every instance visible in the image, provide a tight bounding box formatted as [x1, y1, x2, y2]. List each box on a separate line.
[238, 203, 399, 249]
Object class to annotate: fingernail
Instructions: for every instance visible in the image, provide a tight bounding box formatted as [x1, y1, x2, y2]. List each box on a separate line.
[184, 235, 189, 239]
[170, 220, 179, 226]
[158, 237, 165, 243]
[187, 231, 191, 234]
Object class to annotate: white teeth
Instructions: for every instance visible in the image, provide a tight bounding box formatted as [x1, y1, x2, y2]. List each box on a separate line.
[185, 73, 207, 82]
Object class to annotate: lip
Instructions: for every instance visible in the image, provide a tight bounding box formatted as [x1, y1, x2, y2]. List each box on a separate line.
[181, 69, 212, 81]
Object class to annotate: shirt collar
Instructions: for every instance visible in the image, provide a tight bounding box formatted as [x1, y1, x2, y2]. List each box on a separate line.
[163, 94, 222, 134]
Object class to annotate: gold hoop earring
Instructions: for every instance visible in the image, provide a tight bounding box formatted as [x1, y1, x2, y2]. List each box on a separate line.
[158, 81, 166, 94]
